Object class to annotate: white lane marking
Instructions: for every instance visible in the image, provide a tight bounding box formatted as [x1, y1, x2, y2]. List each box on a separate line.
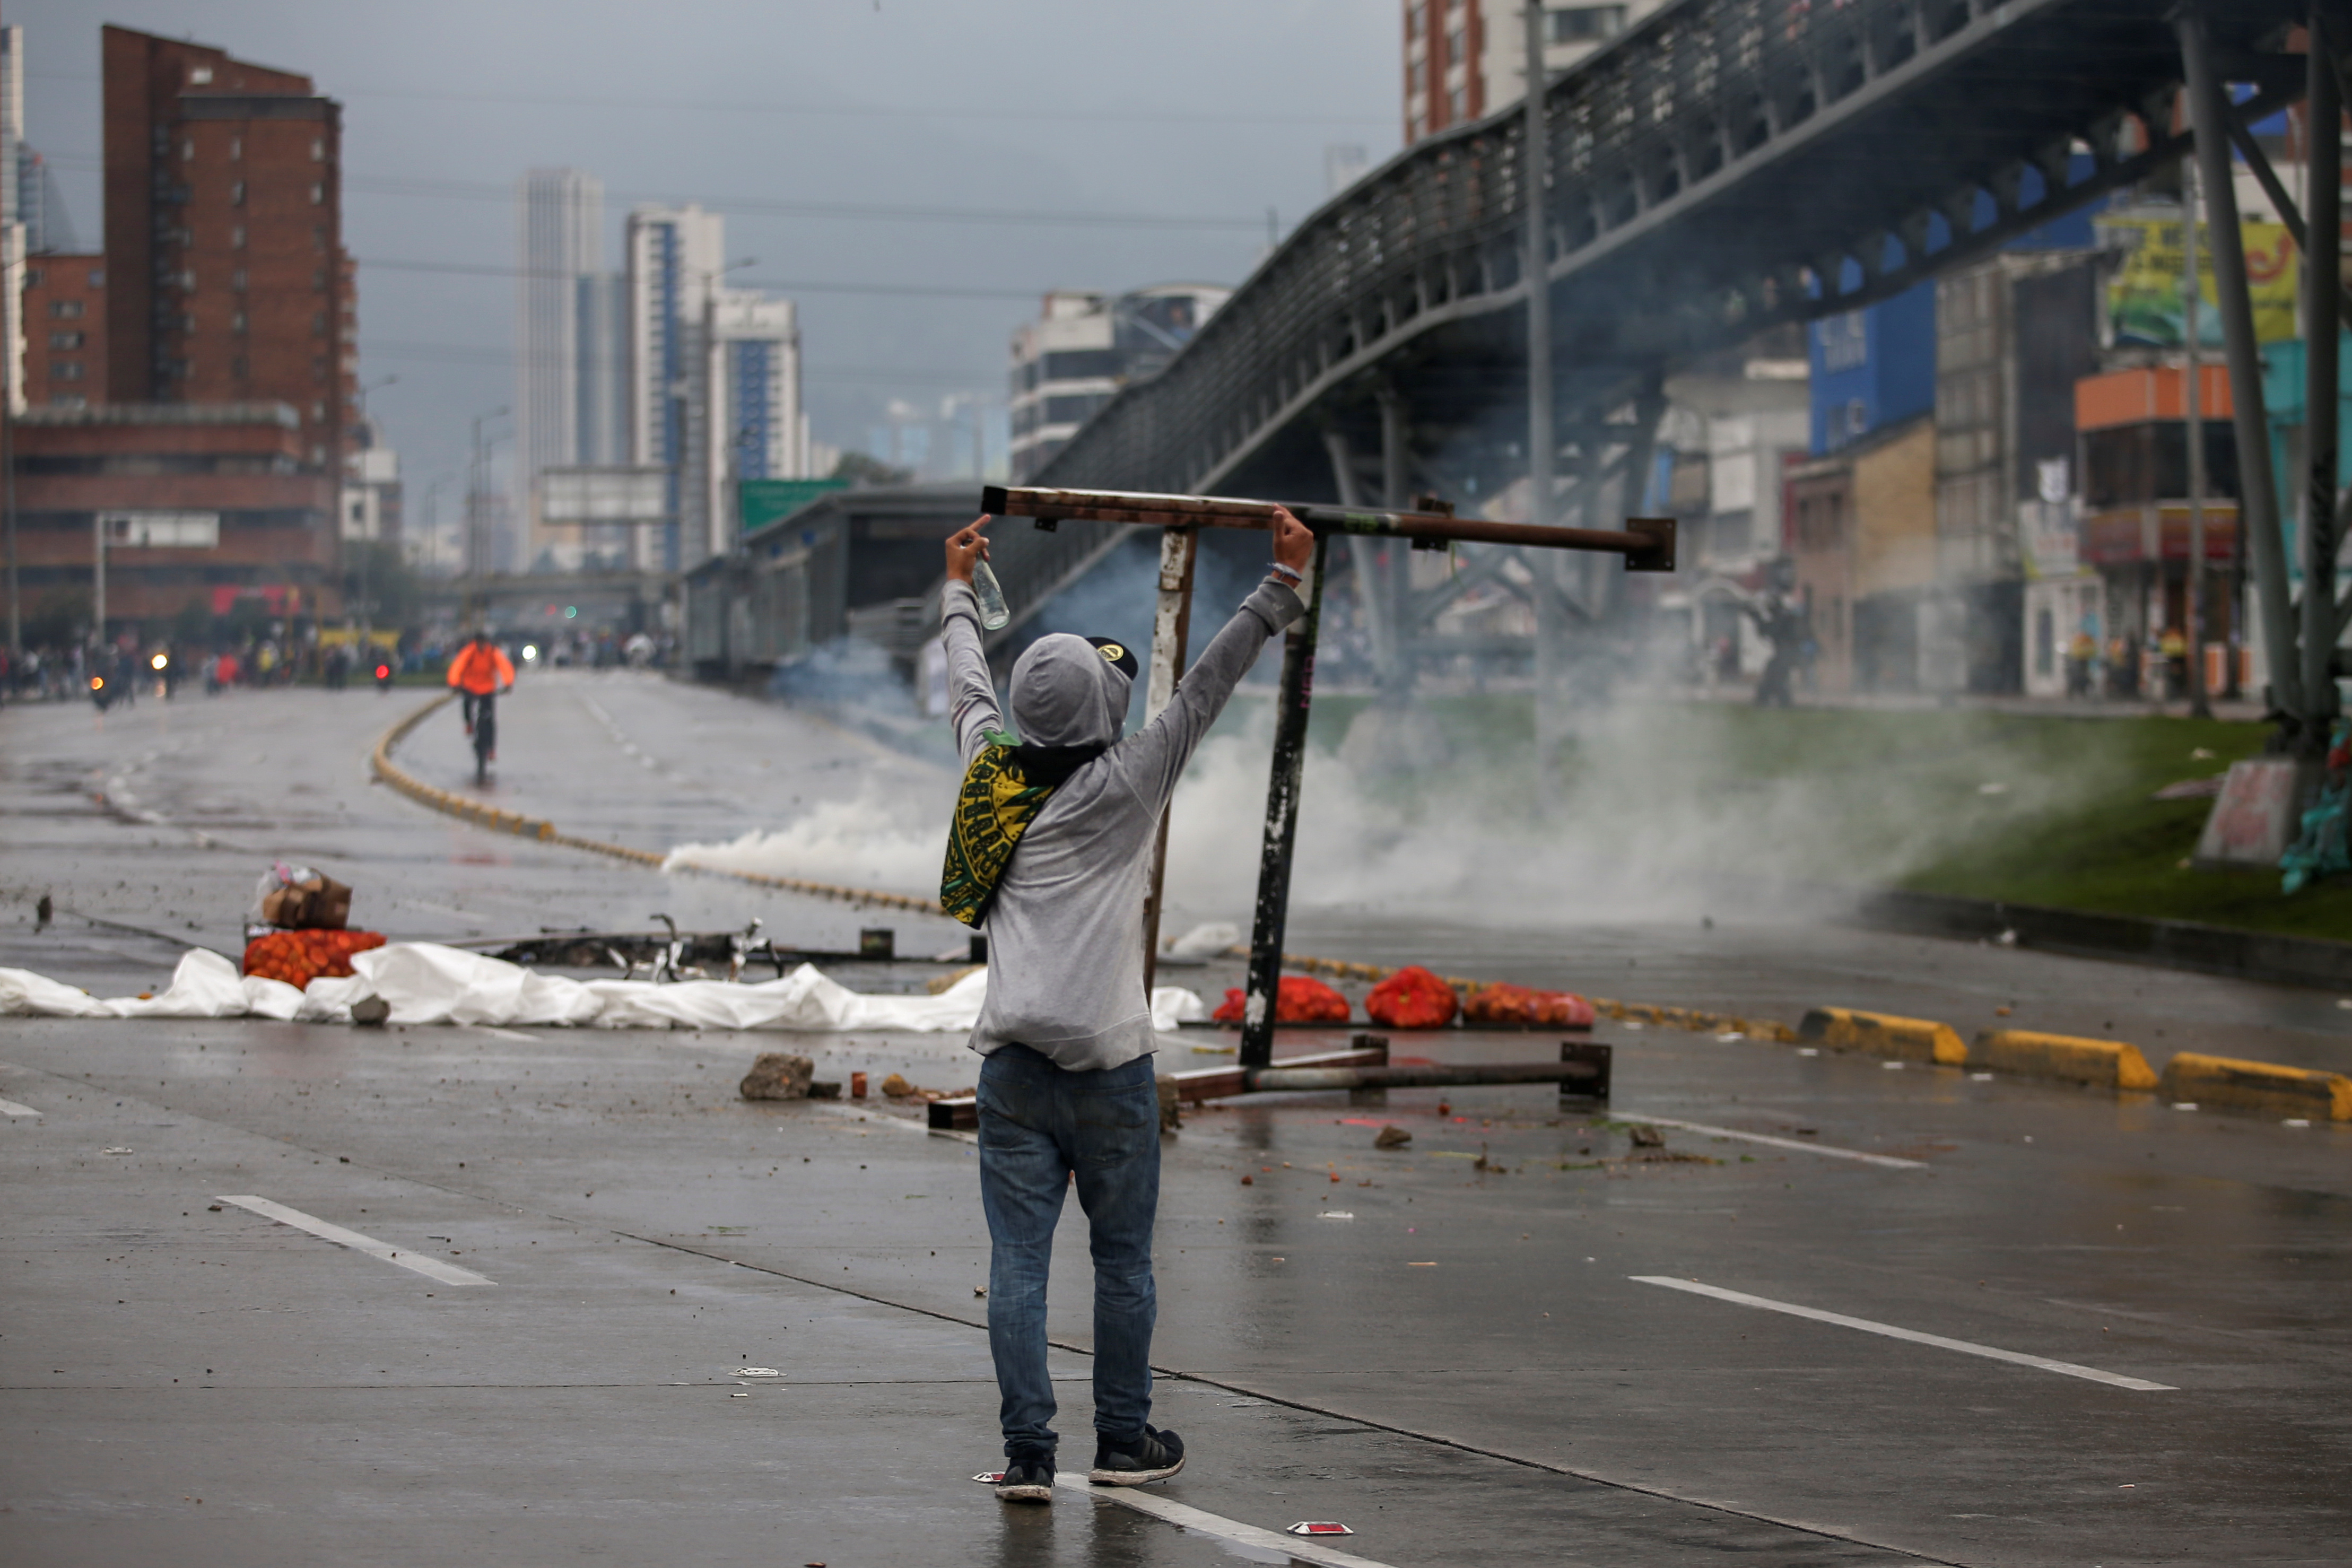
[1631, 1276, 2173, 1391]
[1056, 1473, 1397, 1568]
[807, 1098, 978, 1145]
[1623, 1116, 1927, 1170]
[214, 1195, 495, 1287]
[472, 1026, 541, 1043]
[0, 1097, 41, 1118]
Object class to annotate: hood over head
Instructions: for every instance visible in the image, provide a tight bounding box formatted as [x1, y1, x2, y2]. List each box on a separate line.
[1009, 633, 1133, 751]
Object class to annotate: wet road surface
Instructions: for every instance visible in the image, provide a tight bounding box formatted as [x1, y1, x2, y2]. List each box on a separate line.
[4, 673, 2349, 1565]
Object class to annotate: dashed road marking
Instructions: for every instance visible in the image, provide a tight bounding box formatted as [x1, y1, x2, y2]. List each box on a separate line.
[1623, 1115, 1927, 1170]
[0, 1096, 41, 1118]
[1631, 1276, 2173, 1391]
[214, 1195, 495, 1287]
[1056, 1472, 1396, 1567]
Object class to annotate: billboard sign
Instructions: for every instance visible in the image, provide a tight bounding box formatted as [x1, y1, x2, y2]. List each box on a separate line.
[539, 466, 669, 524]
[2097, 210, 2296, 347]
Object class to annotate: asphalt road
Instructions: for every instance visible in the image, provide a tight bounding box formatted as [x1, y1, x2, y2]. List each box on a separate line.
[4, 672, 2348, 1566]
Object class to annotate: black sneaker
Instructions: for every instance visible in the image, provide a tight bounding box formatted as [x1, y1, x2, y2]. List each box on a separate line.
[995, 1452, 1055, 1504]
[1088, 1426, 1184, 1486]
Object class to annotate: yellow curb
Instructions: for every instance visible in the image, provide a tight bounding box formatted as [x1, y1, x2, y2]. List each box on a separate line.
[2157, 1052, 2352, 1120]
[1973, 1029, 2160, 1091]
[1797, 1007, 1967, 1065]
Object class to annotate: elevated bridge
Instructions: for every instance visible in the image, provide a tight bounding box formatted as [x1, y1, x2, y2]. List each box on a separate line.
[986, 0, 2326, 674]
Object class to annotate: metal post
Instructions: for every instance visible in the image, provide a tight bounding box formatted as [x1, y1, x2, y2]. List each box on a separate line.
[1139, 525, 1197, 992]
[2303, 6, 2342, 737]
[2180, 5, 2303, 722]
[1238, 531, 1329, 1072]
[2184, 153, 2212, 718]
[92, 511, 104, 649]
[1524, 0, 1559, 797]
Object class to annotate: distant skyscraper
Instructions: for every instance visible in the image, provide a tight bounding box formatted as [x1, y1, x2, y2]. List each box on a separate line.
[516, 168, 603, 569]
[625, 204, 724, 569]
[1007, 285, 1229, 482]
[702, 289, 805, 557]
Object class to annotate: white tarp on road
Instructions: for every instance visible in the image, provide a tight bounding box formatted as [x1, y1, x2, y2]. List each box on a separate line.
[0, 943, 1208, 1034]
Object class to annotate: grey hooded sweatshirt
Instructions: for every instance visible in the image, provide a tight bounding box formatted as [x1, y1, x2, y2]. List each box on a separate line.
[942, 574, 1303, 1072]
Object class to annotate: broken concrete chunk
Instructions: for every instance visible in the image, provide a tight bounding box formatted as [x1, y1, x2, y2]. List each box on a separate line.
[350, 995, 391, 1027]
[740, 1053, 815, 1101]
[806, 1081, 842, 1100]
[880, 1073, 916, 1099]
[1627, 1123, 1665, 1148]
[1374, 1125, 1412, 1149]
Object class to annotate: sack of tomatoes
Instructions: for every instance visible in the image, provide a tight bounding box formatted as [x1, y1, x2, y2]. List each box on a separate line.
[1211, 973, 1351, 1025]
[242, 928, 387, 990]
[1460, 981, 1595, 1029]
[1364, 965, 1459, 1029]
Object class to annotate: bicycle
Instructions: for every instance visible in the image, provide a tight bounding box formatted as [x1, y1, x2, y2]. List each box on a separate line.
[471, 691, 497, 783]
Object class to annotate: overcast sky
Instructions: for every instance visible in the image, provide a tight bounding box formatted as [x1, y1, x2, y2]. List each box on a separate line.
[18, 0, 1399, 508]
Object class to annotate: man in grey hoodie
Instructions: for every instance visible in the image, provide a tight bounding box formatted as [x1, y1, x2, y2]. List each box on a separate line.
[940, 509, 1313, 1502]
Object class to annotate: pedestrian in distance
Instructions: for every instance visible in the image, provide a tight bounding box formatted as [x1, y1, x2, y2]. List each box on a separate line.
[445, 630, 515, 739]
[937, 507, 1313, 1505]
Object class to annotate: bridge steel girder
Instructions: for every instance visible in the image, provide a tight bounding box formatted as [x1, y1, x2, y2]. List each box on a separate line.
[1028, 0, 2322, 555]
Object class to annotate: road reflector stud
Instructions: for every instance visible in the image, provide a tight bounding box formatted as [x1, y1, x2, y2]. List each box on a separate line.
[2157, 1053, 2352, 1120]
[1797, 1007, 1967, 1065]
[1287, 1522, 1354, 1537]
[1973, 1029, 2159, 1091]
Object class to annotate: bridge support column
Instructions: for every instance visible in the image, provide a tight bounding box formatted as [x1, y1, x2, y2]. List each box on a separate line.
[2179, 3, 2303, 728]
[2302, 4, 2342, 738]
[1323, 428, 1400, 690]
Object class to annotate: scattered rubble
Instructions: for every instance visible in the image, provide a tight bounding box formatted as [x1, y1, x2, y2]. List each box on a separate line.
[741, 1053, 815, 1101]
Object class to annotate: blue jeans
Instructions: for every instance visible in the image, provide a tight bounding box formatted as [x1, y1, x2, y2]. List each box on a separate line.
[977, 1044, 1161, 1460]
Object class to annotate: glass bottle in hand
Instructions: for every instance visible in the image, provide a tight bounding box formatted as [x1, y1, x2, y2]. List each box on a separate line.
[972, 557, 1011, 631]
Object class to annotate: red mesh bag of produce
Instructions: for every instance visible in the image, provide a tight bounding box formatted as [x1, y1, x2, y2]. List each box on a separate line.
[241, 929, 387, 991]
[1210, 974, 1352, 1025]
[1364, 965, 1459, 1029]
[1461, 981, 1595, 1029]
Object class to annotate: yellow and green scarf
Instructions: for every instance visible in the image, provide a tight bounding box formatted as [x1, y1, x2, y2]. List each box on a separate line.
[939, 731, 1104, 927]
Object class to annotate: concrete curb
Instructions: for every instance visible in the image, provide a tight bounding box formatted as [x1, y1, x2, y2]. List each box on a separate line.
[2157, 1052, 2352, 1120]
[1859, 887, 2352, 992]
[1796, 1007, 1967, 1064]
[1972, 1029, 2161, 1091]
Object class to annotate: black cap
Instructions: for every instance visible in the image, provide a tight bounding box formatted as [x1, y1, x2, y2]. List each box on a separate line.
[1085, 635, 1139, 682]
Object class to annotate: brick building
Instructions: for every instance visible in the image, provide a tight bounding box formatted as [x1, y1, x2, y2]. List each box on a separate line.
[21, 251, 104, 406]
[100, 24, 352, 472]
[13, 403, 338, 628]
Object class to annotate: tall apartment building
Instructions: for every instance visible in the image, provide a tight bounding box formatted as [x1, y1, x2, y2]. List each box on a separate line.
[1007, 285, 1230, 482]
[515, 168, 603, 568]
[1403, 0, 1666, 144]
[99, 26, 355, 475]
[22, 252, 106, 407]
[624, 203, 723, 569]
[704, 289, 806, 554]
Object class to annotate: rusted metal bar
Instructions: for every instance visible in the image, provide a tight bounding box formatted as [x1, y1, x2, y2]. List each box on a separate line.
[1139, 525, 1198, 992]
[980, 484, 1675, 571]
[1169, 1040, 1388, 1104]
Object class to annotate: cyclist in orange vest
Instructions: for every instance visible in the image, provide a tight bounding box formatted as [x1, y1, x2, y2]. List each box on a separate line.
[446, 631, 515, 736]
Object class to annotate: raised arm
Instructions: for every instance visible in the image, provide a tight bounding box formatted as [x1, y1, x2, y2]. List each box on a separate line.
[1119, 506, 1313, 809]
[940, 516, 1004, 765]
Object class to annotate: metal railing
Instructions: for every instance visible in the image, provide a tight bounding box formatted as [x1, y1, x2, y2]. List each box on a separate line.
[1035, 0, 2309, 504]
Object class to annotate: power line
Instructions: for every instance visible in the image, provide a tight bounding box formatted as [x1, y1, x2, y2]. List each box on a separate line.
[364, 338, 991, 386]
[42, 152, 1269, 231]
[27, 68, 1390, 129]
[361, 255, 1048, 300]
